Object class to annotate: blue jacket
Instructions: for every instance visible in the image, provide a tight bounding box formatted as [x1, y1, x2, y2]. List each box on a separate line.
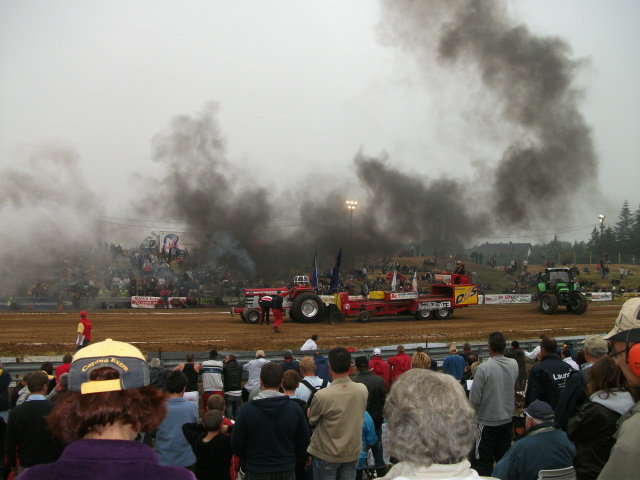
[442, 354, 466, 380]
[492, 423, 576, 480]
[314, 355, 330, 383]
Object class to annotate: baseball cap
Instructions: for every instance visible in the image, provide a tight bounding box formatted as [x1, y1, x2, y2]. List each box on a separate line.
[355, 356, 369, 367]
[604, 298, 640, 340]
[607, 328, 640, 343]
[373, 348, 381, 357]
[255, 350, 265, 358]
[582, 335, 607, 352]
[524, 400, 555, 422]
[80, 311, 87, 317]
[284, 350, 293, 359]
[69, 339, 149, 394]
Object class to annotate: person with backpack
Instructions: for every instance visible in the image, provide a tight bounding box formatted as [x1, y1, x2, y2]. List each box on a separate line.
[295, 357, 329, 406]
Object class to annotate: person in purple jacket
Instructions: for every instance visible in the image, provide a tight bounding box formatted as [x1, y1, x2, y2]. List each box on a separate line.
[19, 339, 195, 480]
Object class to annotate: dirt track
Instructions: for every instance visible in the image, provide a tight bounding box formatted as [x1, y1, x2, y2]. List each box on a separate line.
[0, 301, 623, 358]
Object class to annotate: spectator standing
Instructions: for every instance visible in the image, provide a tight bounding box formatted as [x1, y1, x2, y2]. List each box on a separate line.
[525, 334, 548, 360]
[182, 409, 233, 480]
[173, 354, 201, 405]
[524, 337, 572, 408]
[18, 339, 194, 480]
[353, 356, 387, 478]
[504, 341, 526, 391]
[568, 356, 635, 480]
[54, 354, 72, 382]
[295, 356, 329, 405]
[231, 362, 310, 479]
[282, 370, 310, 480]
[0, 360, 11, 480]
[561, 348, 579, 371]
[4, 370, 62, 478]
[355, 411, 378, 480]
[155, 371, 199, 470]
[597, 297, 640, 479]
[314, 352, 330, 383]
[223, 354, 243, 420]
[201, 349, 224, 413]
[369, 348, 391, 391]
[383, 369, 488, 479]
[468, 331, 519, 476]
[75, 310, 92, 350]
[555, 335, 608, 430]
[308, 347, 368, 480]
[492, 400, 576, 480]
[280, 351, 301, 375]
[442, 346, 466, 380]
[387, 345, 411, 383]
[10, 375, 27, 409]
[300, 334, 319, 351]
[242, 350, 268, 403]
[149, 358, 169, 391]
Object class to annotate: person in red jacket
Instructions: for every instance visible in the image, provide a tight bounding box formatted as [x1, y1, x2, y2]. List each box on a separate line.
[387, 345, 411, 382]
[76, 311, 92, 351]
[369, 348, 391, 391]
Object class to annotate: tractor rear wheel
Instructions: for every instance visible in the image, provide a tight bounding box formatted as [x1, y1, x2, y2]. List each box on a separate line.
[567, 292, 588, 314]
[416, 309, 433, 320]
[290, 292, 324, 323]
[539, 293, 558, 315]
[357, 311, 371, 323]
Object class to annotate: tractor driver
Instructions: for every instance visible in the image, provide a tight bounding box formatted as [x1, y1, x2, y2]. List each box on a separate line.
[454, 261, 466, 275]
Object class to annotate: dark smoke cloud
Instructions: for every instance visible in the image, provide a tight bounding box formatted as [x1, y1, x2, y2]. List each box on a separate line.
[377, 0, 598, 226]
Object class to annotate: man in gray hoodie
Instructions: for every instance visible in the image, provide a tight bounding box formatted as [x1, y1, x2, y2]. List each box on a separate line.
[469, 331, 518, 476]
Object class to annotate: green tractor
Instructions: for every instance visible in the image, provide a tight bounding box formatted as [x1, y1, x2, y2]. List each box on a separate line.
[537, 267, 588, 315]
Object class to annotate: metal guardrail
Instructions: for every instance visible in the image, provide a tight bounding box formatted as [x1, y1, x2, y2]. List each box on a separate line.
[2, 336, 592, 386]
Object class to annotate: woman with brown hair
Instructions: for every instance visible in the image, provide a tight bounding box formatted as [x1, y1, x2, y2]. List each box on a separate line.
[20, 339, 195, 480]
[567, 355, 636, 480]
[411, 351, 431, 369]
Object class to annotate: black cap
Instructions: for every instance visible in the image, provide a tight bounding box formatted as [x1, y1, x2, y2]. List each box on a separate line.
[355, 356, 369, 367]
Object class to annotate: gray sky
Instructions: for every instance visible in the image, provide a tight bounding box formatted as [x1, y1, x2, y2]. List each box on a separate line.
[1, 0, 639, 249]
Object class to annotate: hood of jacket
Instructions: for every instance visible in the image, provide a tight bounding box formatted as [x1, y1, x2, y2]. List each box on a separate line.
[251, 391, 291, 417]
[590, 389, 635, 416]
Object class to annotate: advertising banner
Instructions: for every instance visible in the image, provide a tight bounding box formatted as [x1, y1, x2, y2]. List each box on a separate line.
[585, 292, 613, 301]
[483, 294, 532, 304]
[131, 296, 186, 308]
[389, 292, 419, 300]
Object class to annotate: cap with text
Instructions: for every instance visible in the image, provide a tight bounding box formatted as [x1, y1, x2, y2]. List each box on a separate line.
[69, 339, 150, 394]
[604, 297, 640, 340]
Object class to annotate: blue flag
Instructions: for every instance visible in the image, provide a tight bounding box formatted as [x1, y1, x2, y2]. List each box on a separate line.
[311, 250, 319, 290]
[329, 246, 342, 293]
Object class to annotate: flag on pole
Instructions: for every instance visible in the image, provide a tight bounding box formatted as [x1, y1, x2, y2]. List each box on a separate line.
[391, 270, 397, 292]
[412, 271, 418, 292]
[329, 246, 342, 293]
[311, 250, 319, 290]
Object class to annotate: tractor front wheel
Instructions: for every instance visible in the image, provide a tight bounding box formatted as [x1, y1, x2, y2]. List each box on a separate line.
[539, 293, 559, 315]
[567, 292, 588, 314]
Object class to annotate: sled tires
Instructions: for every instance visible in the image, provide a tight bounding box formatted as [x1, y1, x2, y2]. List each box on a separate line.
[357, 311, 371, 323]
[435, 308, 452, 320]
[416, 309, 433, 320]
